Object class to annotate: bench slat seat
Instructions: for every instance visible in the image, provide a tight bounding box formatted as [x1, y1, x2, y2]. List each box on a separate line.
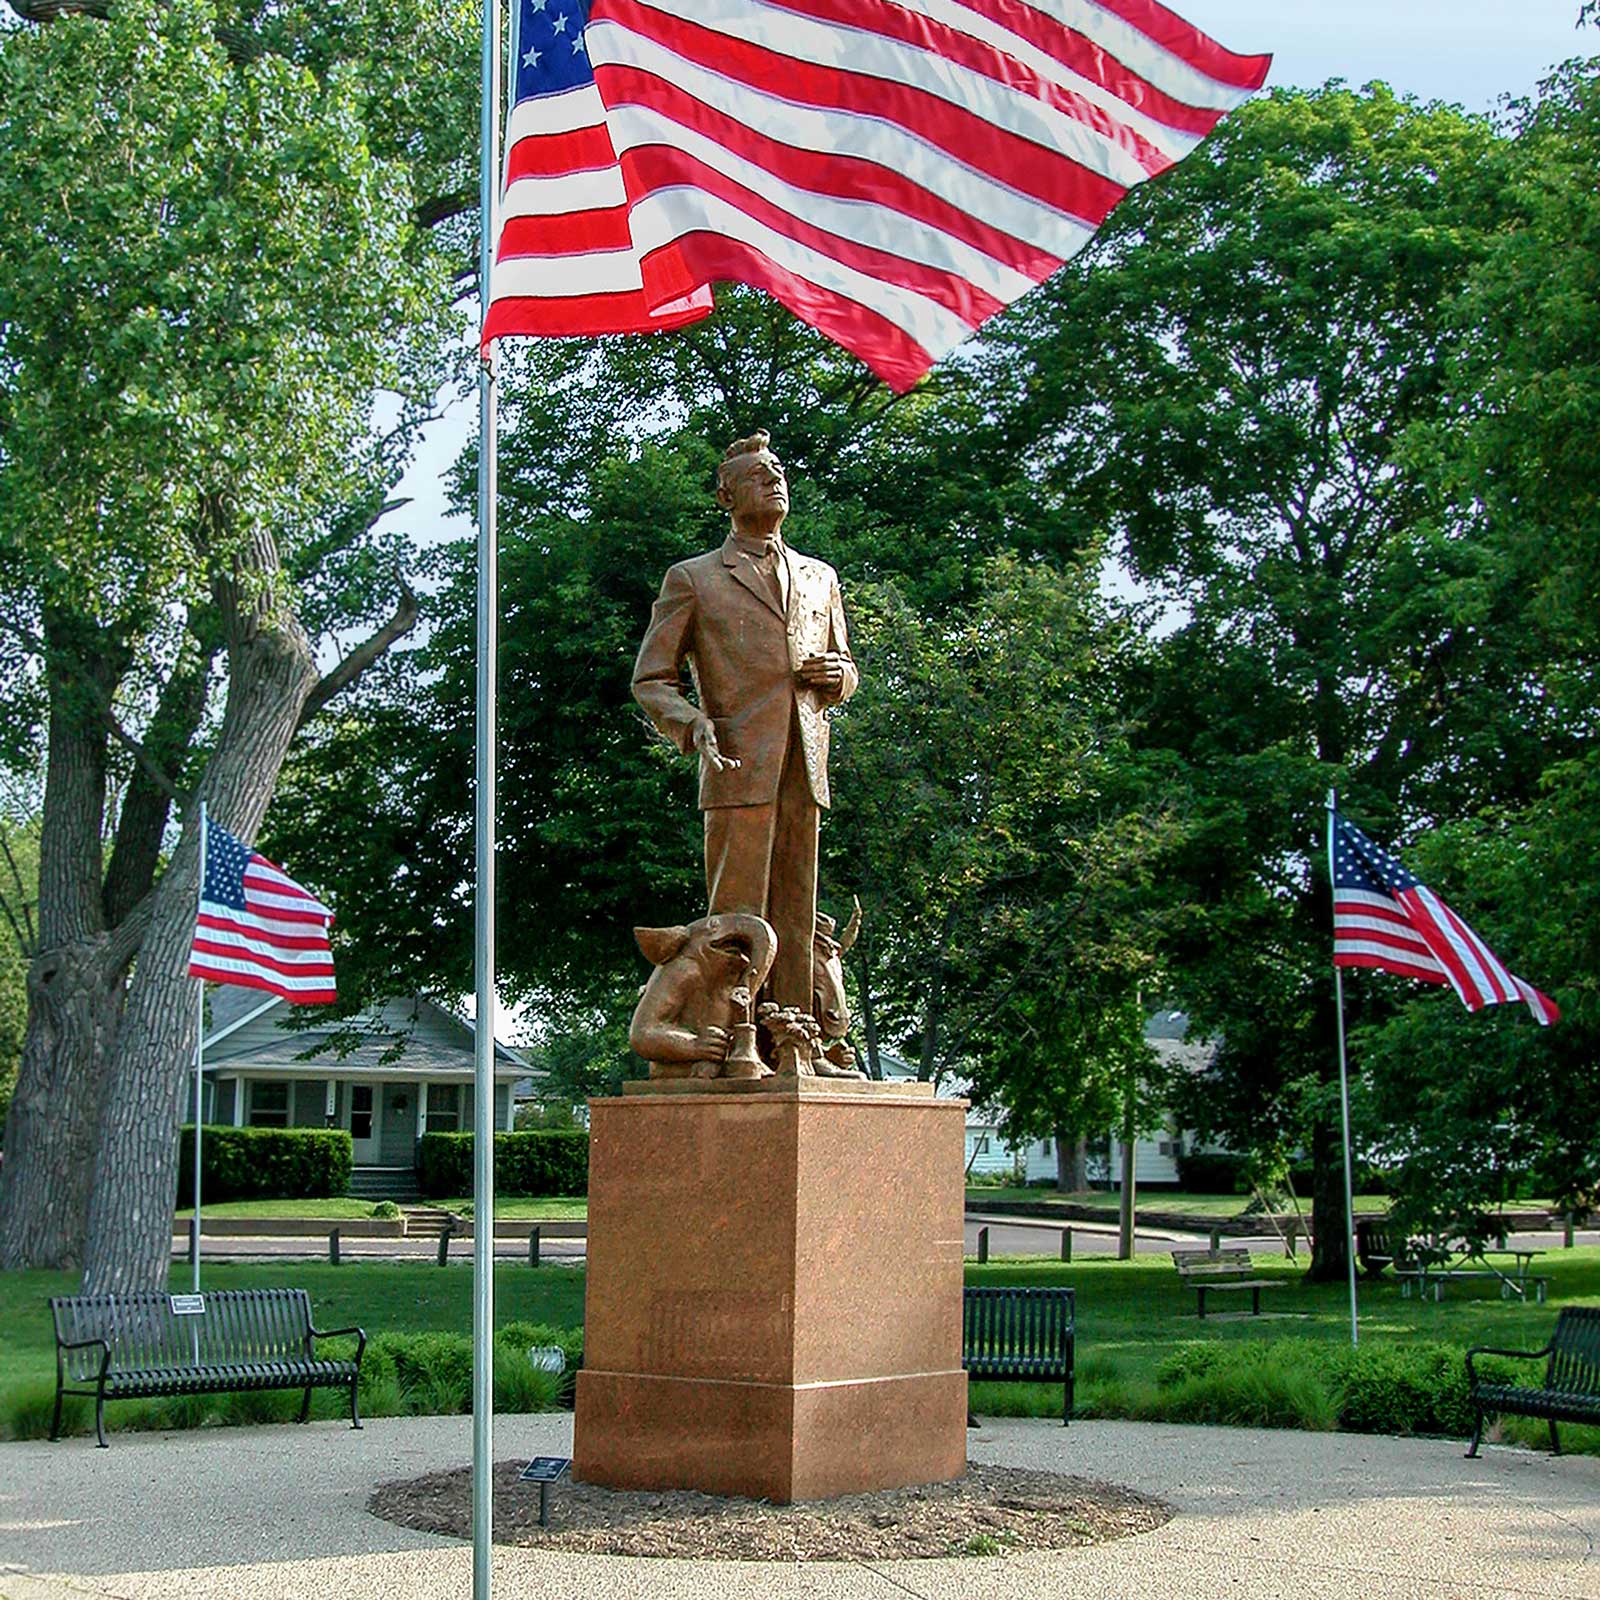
[962, 1285, 1074, 1425]
[50, 1289, 365, 1447]
[1171, 1248, 1284, 1319]
[1466, 1307, 1600, 1457]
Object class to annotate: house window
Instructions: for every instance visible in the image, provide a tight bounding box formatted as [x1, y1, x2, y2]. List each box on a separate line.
[426, 1084, 461, 1133]
[248, 1080, 290, 1128]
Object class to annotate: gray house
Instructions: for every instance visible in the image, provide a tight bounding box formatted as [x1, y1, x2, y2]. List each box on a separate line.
[199, 987, 528, 1197]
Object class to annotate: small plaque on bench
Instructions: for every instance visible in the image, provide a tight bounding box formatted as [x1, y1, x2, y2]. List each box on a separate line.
[520, 1456, 571, 1483]
[168, 1294, 206, 1317]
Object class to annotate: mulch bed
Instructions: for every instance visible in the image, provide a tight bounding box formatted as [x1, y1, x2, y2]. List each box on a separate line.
[368, 1460, 1172, 1560]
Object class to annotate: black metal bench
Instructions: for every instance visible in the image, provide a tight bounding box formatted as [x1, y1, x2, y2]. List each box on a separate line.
[1171, 1247, 1285, 1318]
[1466, 1306, 1600, 1457]
[1355, 1219, 1399, 1278]
[50, 1288, 365, 1447]
[962, 1285, 1074, 1425]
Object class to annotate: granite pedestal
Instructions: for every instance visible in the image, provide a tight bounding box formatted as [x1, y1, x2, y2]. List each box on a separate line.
[573, 1078, 968, 1503]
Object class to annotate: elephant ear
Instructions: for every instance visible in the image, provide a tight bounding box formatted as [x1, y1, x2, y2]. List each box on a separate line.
[635, 925, 690, 967]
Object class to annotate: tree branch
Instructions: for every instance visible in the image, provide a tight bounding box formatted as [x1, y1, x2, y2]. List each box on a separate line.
[0, 612, 189, 808]
[0, 826, 36, 956]
[297, 574, 421, 728]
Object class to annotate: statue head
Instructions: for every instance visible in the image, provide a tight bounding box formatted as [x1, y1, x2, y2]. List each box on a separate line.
[715, 429, 788, 534]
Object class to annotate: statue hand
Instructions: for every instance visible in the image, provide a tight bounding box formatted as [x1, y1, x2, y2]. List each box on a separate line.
[693, 717, 740, 771]
[798, 653, 845, 696]
[693, 1025, 731, 1060]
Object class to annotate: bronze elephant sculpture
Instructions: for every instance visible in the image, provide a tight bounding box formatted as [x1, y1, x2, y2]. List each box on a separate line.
[629, 912, 777, 1080]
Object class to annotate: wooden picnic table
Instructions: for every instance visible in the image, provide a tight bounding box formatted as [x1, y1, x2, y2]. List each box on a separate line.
[1398, 1246, 1548, 1303]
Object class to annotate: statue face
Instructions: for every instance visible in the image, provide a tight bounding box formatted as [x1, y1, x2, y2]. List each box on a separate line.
[719, 448, 789, 523]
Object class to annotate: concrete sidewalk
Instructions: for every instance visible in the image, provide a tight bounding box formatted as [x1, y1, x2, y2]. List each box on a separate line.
[3, 1413, 1596, 1599]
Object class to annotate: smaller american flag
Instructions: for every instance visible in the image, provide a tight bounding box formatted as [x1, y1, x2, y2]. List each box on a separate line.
[1331, 810, 1556, 1026]
[188, 817, 337, 1005]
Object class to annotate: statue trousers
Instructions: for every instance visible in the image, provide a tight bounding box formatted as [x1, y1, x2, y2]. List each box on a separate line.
[704, 713, 818, 1014]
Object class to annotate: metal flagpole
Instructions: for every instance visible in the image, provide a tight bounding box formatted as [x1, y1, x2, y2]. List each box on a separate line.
[1326, 789, 1359, 1346]
[192, 799, 208, 1294]
[473, 0, 502, 1591]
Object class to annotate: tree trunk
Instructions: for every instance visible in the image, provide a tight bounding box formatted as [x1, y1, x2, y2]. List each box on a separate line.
[1307, 1099, 1349, 1282]
[82, 537, 319, 1294]
[1054, 1128, 1088, 1193]
[0, 624, 124, 1268]
[917, 905, 956, 1083]
[0, 940, 122, 1268]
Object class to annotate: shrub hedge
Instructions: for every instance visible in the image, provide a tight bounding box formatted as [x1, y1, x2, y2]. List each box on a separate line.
[176, 1125, 352, 1204]
[1149, 1338, 1516, 1438]
[417, 1130, 589, 1198]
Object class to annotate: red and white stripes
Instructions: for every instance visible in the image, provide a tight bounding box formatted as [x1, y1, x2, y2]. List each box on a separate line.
[485, 0, 1269, 387]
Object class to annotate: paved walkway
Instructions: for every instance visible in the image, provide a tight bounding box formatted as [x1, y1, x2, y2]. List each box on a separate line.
[2, 1414, 1595, 1599]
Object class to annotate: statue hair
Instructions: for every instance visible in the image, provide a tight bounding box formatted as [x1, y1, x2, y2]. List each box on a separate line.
[716, 430, 772, 493]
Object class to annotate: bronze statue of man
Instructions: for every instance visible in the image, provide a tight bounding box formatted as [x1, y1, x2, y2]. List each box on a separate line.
[633, 431, 857, 1025]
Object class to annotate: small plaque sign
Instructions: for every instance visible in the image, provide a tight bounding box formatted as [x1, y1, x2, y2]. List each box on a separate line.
[169, 1294, 206, 1316]
[519, 1456, 571, 1484]
[527, 1345, 567, 1374]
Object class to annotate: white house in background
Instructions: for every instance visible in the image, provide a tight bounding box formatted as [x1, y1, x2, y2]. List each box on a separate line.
[198, 986, 530, 1198]
[885, 1010, 1218, 1189]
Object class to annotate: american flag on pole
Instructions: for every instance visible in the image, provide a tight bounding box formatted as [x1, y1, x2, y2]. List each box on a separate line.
[188, 817, 337, 1005]
[1331, 810, 1557, 1027]
[483, 0, 1270, 390]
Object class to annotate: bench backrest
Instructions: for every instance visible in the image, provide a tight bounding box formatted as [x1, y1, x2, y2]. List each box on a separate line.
[963, 1286, 1073, 1375]
[51, 1289, 314, 1382]
[1547, 1307, 1600, 1397]
[1172, 1247, 1255, 1279]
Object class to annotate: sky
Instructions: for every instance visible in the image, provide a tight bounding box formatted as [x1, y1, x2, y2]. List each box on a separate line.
[390, 1, 1594, 541]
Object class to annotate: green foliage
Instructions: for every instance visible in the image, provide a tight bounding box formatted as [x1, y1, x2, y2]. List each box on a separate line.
[1174, 1152, 1252, 1195]
[361, 1329, 572, 1415]
[0, 0, 453, 623]
[175, 1125, 352, 1204]
[416, 1130, 589, 1199]
[1152, 1337, 1509, 1439]
[513, 1099, 582, 1131]
[369, 1200, 401, 1219]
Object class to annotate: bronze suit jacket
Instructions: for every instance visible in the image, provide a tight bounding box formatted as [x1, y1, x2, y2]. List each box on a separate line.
[633, 535, 858, 810]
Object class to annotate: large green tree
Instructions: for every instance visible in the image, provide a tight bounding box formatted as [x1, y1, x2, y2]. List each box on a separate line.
[0, 0, 468, 1286]
[1357, 54, 1600, 1232]
[991, 83, 1574, 1278]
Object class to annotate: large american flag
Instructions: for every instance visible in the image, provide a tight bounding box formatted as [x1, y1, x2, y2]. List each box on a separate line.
[1331, 811, 1557, 1027]
[483, 0, 1269, 390]
[188, 817, 337, 1005]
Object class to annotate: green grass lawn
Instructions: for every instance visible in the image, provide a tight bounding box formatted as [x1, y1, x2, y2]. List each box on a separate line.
[6, 1247, 1595, 1452]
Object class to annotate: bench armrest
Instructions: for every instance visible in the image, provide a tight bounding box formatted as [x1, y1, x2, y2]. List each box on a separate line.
[56, 1335, 112, 1354]
[1465, 1342, 1551, 1383]
[309, 1324, 366, 1363]
[55, 1335, 111, 1387]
